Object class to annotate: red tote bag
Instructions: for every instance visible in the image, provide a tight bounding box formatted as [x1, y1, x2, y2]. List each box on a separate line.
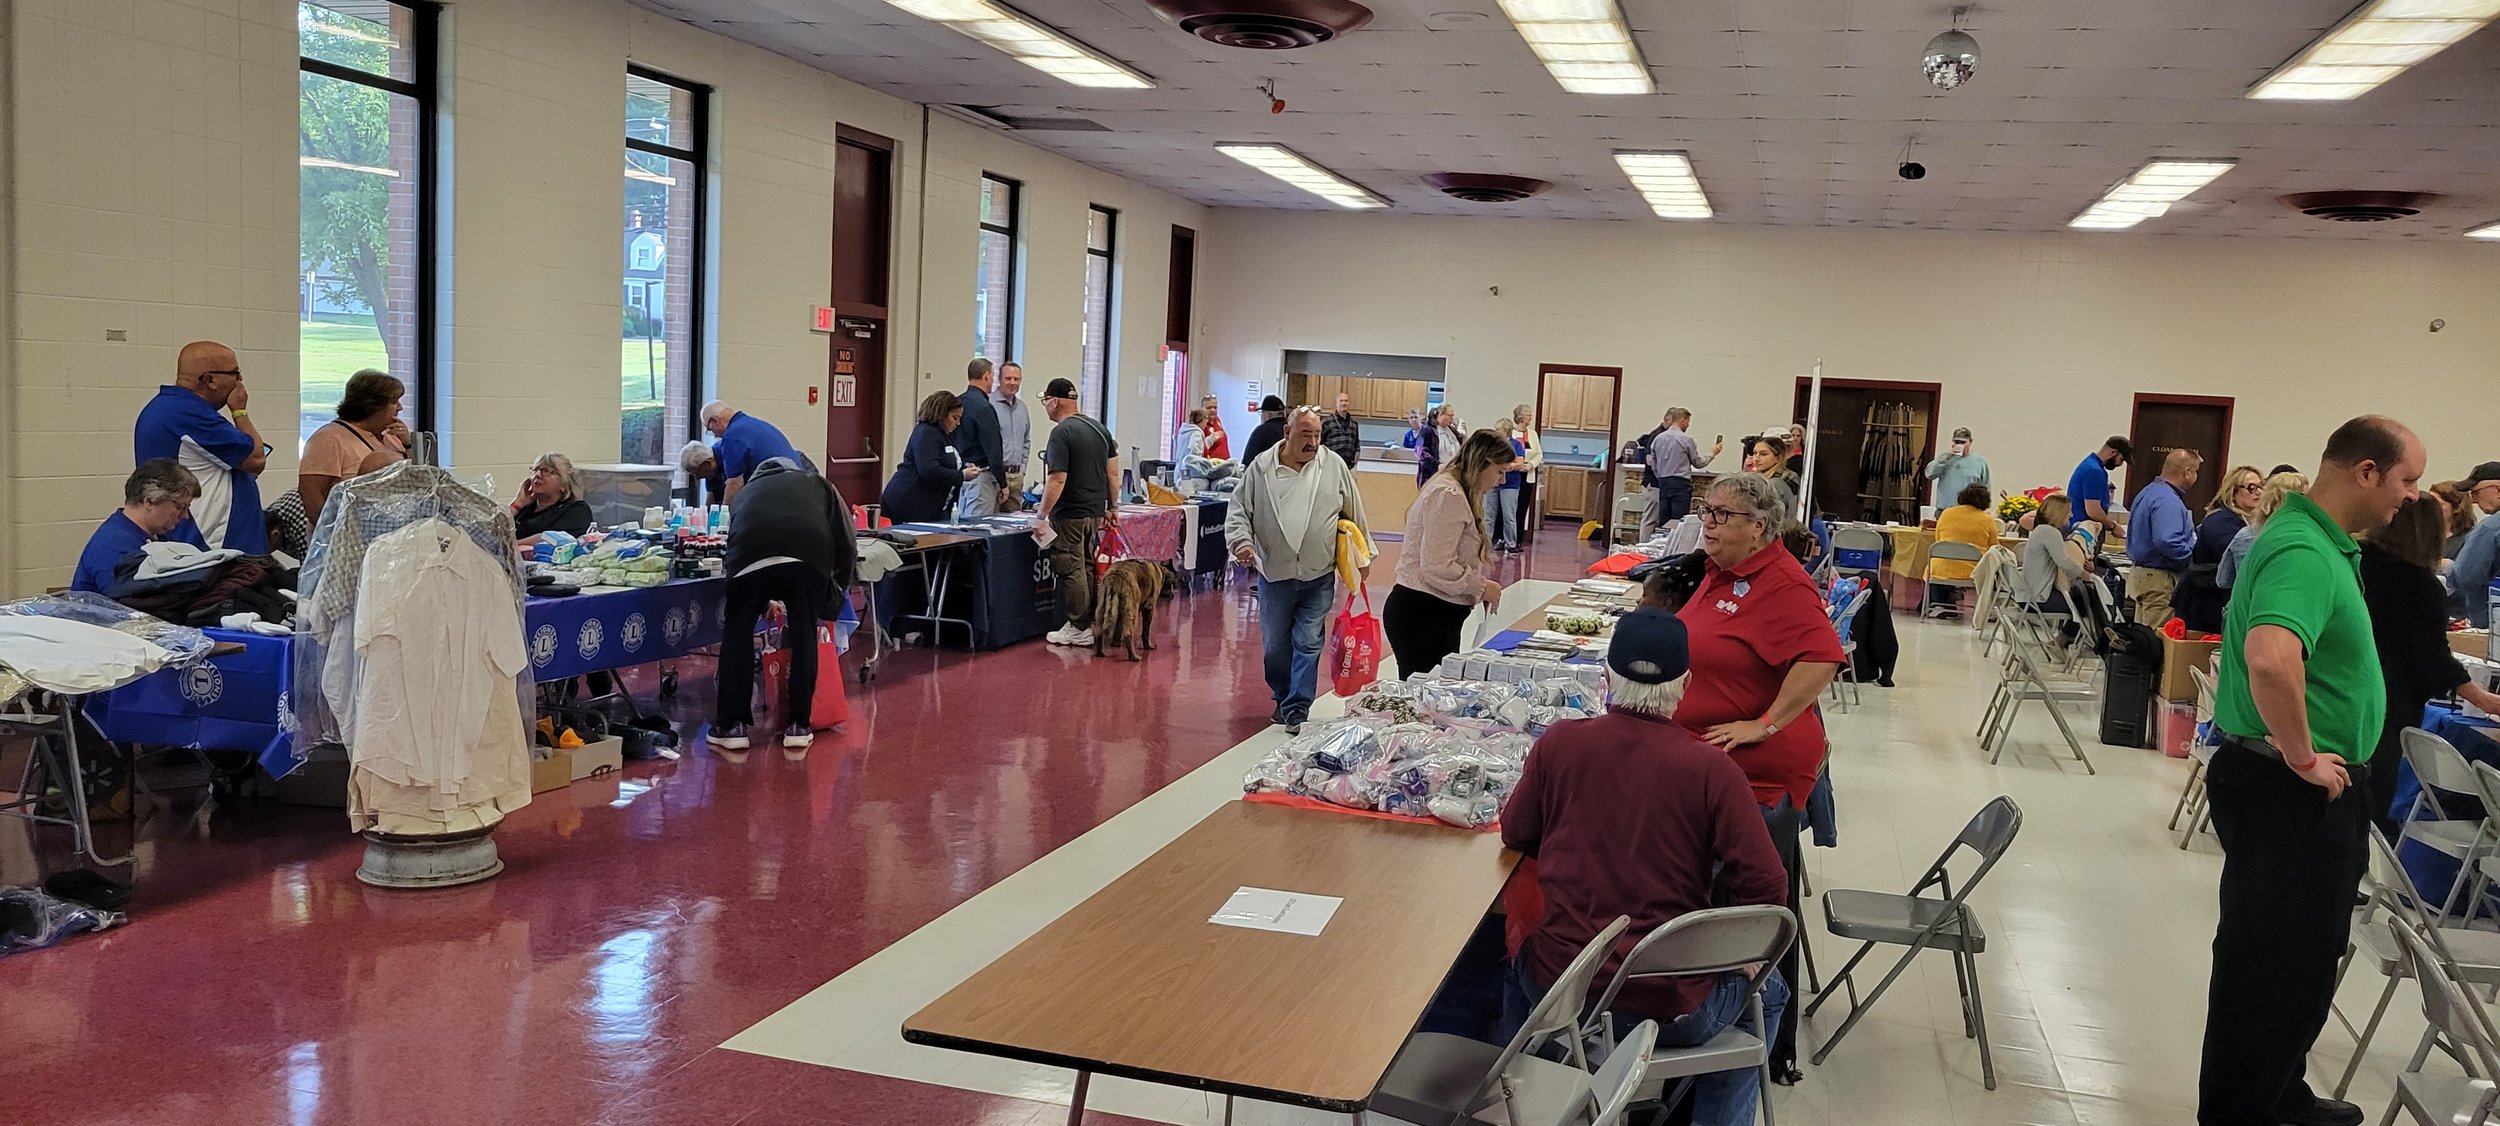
[758, 624, 850, 728]
[1325, 588, 1383, 696]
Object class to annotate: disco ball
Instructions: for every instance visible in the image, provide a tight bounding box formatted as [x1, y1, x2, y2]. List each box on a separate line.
[1922, 28, 1979, 90]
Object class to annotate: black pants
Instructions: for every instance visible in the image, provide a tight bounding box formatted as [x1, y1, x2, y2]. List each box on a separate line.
[1761, 799, 1805, 1072]
[1655, 476, 1694, 523]
[716, 563, 825, 729]
[2198, 740, 2367, 1126]
[1384, 583, 1474, 681]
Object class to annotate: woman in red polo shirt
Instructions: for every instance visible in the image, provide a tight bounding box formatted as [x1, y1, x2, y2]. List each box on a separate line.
[1674, 470, 1844, 1083]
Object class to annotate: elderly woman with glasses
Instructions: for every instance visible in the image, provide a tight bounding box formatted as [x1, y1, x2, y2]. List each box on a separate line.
[513, 452, 595, 546]
[2172, 464, 2264, 633]
[1672, 471, 1844, 1084]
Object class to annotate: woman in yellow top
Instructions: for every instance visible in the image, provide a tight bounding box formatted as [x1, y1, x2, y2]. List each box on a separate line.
[1927, 482, 2000, 603]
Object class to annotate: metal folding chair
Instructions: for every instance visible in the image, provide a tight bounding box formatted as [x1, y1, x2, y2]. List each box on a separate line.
[1977, 621, 2097, 774]
[1921, 540, 1985, 620]
[2398, 728, 2500, 917]
[1373, 916, 1628, 1126]
[1582, 905, 1798, 1126]
[1538, 1020, 1658, 1126]
[1825, 586, 1871, 712]
[1804, 796, 2023, 1090]
[2169, 665, 2221, 849]
[1830, 526, 1885, 579]
[2384, 917, 2500, 1126]
[2333, 827, 2500, 1097]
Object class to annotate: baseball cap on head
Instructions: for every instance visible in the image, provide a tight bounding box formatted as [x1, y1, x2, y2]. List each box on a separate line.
[1043, 378, 1079, 402]
[1606, 609, 1691, 685]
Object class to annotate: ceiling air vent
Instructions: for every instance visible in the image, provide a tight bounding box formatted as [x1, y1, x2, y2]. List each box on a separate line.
[933, 105, 1111, 132]
[2278, 190, 2442, 222]
[1145, 0, 1373, 49]
[1425, 173, 1552, 203]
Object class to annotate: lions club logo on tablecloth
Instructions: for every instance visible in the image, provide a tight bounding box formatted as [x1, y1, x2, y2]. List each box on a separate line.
[179, 663, 224, 706]
[577, 619, 604, 660]
[622, 613, 648, 654]
[663, 607, 688, 647]
[530, 624, 559, 669]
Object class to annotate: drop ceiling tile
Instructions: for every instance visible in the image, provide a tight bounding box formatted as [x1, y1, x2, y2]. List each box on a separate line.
[1737, 31, 1847, 69]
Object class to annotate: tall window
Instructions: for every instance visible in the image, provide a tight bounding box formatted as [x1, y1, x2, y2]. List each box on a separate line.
[623, 68, 707, 467]
[975, 174, 1020, 363]
[297, 0, 434, 449]
[1081, 205, 1116, 422]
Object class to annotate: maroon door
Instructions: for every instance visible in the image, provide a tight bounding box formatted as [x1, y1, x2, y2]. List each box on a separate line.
[824, 319, 887, 508]
[2128, 395, 2235, 512]
[827, 129, 894, 508]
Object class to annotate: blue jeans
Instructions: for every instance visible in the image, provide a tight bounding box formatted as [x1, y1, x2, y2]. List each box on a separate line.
[1257, 573, 1336, 717]
[1484, 486, 1521, 547]
[1502, 955, 1789, 1126]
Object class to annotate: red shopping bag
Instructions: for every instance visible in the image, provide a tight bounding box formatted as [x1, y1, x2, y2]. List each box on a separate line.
[1094, 520, 1130, 578]
[1325, 589, 1383, 696]
[758, 624, 850, 728]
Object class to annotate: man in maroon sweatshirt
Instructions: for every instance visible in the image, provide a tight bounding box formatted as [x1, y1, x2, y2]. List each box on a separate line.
[1501, 608, 1791, 1126]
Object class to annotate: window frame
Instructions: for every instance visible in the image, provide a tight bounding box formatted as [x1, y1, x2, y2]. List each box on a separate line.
[977, 173, 1022, 363]
[297, 0, 439, 433]
[1083, 204, 1117, 426]
[624, 63, 711, 452]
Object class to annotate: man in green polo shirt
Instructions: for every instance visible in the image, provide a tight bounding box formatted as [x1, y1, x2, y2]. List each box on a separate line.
[2198, 415, 2425, 1126]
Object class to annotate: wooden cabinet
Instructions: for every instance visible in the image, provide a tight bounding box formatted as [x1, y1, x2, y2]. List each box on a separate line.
[1571, 374, 1613, 432]
[1542, 467, 1592, 519]
[1538, 373, 1616, 434]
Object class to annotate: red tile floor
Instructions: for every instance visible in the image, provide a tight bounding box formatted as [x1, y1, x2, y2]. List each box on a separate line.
[0, 530, 1608, 1125]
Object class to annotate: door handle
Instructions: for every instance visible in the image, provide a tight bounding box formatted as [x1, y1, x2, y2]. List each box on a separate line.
[826, 440, 879, 466]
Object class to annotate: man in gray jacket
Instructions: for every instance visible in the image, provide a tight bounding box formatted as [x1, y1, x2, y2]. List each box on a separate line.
[1228, 407, 1371, 733]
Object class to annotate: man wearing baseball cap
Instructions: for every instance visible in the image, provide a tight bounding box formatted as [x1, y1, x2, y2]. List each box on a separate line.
[1238, 394, 1291, 469]
[1498, 609, 1790, 1124]
[2451, 460, 2500, 626]
[1925, 426, 1991, 512]
[1035, 377, 1119, 647]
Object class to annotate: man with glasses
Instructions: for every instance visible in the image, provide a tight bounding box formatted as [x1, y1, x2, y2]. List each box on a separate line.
[73, 460, 206, 594]
[134, 341, 268, 553]
[2450, 461, 2500, 626]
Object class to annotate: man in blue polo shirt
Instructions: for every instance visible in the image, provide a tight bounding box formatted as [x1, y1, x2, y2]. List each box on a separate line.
[74, 460, 207, 593]
[2065, 435, 2132, 530]
[2124, 447, 2202, 625]
[699, 399, 803, 504]
[134, 340, 268, 554]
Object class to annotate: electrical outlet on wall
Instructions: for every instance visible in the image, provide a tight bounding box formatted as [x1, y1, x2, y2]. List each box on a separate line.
[105, 329, 127, 341]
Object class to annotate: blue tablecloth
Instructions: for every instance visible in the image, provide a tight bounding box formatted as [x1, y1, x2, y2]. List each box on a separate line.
[1481, 629, 1606, 666]
[2389, 703, 2500, 912]
[84, 577, 765, 777]
[888, 519, 1058, 651]
[1183, 496, 1230, 579]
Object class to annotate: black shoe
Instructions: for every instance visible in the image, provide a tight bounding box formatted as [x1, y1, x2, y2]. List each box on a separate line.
[1769, 1064, 1805, 1086]
[1270, 707, 1288, 727]
[1876, 676, 1896, 688]
[2277, 1094, 2363, 1126]
[1284, 709, 1308, 735]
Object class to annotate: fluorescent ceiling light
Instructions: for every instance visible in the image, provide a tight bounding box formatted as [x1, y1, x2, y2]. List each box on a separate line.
[2467, 221, 2500, 239]
[1613, 151, 1712, 219]
[1215, 144, 1385, 209]
[2068, 159, 2234, 230]
[881, 0, 1151, 89]
[1495, 0, 1653, 95]
[300, 155, 399, 178]
[2248, 0, 2500, 100]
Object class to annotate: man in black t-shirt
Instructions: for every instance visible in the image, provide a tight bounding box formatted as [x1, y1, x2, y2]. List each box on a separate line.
[1036, 378, 1119, 647]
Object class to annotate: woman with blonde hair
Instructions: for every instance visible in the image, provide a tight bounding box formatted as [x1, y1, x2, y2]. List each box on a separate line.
[2218, 470, 2308, 593]
[513, 452, 594, 544]
[1385, 429, 1516, 678]
[2174, 464, 2265, 632]
[2433, 480, 2477, 560]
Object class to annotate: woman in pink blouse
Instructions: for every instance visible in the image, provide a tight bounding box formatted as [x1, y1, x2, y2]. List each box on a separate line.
[1385, 428, 1517, 678]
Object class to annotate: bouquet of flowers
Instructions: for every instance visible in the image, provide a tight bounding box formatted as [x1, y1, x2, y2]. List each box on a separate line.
[1996, 494, 2039, 522]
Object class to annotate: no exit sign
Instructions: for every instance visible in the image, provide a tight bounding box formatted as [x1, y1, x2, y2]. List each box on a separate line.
[811, 306, 838, 332]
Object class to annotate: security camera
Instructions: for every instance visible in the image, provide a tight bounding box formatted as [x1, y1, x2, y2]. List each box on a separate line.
[1898, 161, 1927, 181]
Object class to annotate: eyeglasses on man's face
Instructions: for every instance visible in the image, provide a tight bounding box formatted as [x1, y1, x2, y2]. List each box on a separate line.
[1696, 503, 1757, 526]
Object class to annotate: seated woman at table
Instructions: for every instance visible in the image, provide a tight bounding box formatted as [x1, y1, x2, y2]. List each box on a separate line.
[299, 369, 410, 525]
[513, 453, 596, 546]
[2360, 492, 2500, 839]
[873, 391, 978, 637]
[1926, 482, 1999, 609]
[1173, 408, 1238, 486]
[75, 459, 205, 593]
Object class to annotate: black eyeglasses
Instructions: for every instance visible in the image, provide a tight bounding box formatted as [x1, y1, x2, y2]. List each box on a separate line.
[1695, 504, 1756, 526]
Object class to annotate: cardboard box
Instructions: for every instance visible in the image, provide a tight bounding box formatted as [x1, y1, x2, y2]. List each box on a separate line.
[2454, 630, 2493, 660]
[530, 749, 573, 794]
[2159, 634, 2221, 704]
[570, 736, 624, 782]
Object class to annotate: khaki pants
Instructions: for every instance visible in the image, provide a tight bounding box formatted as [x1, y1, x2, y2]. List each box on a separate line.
[2131, 566, 2178, 626]
[1002, 467, 1026, 511]
[1047, 516, 1103, 628]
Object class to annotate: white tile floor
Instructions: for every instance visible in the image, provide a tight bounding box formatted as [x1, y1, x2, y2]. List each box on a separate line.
[728, 586, 2449, 1125]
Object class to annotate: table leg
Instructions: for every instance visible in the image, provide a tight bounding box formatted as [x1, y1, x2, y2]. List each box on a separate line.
[1066, 1070, 1090, 1126]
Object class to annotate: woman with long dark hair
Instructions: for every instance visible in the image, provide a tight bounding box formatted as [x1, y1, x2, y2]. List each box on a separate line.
[2360, 492, 2500, 838]
[1385, 429, 1516, 678]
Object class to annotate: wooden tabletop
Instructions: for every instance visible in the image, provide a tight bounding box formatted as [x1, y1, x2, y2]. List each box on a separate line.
[901, 800, 1519, 1111]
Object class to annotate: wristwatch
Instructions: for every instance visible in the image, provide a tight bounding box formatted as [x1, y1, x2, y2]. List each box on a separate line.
[1761, 719, 1781, 737]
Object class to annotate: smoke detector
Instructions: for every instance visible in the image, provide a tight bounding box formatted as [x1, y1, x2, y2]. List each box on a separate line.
[1145, 0, 1374, 49]
[2278, 190, 2443, 222]
[1424, 173, 1552, 203]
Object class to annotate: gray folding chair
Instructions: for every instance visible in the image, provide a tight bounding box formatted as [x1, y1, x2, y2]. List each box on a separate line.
[1541, 1020, 1658, 1126]
[2169, 665, 2221, 849]
[1923, 540, 1985, 620]
[2385, 918, 2500, 1126]
[1373, 916, 1629, 1126]
[1831, 525, 1885, 578]
[2332, 827, 2500, 1097]
[1978, 625, 2097, 775]
[1581, 905, 1798, 1126]
[2398, 728, 2500, 917]
[1804, 796, 2023, 1090]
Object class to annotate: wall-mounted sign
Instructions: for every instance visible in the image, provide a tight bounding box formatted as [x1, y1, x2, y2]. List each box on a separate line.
[831, 374, 857, 407]
[812, 306, 838, 333]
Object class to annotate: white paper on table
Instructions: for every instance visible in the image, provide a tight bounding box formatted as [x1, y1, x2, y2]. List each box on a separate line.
[1209, 887, 1343, 937]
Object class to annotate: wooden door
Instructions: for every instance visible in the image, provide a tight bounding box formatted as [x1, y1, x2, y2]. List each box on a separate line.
[1573, 374, 1614, 432]
[2128, 394, 2234, 512]
[827, 128, 894, 507]
[823, 318, 887, 507]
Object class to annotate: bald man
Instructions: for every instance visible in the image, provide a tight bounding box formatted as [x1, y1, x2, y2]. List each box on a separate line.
[134, 341, 269, 553]
[2124, 446, 2203, 626]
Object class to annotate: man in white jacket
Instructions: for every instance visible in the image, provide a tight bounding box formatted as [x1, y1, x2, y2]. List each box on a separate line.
[1229, 407, 1371, 733]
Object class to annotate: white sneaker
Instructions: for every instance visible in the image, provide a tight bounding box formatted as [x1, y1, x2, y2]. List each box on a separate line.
[1045, 625, 1081, 646]
[1065, 627, 1095, 648]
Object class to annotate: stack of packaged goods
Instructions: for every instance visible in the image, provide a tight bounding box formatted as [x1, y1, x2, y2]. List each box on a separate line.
[1243, 674, 1605, 828]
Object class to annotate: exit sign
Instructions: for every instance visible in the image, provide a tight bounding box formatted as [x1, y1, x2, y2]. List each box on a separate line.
[811, 306, 838, 332]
